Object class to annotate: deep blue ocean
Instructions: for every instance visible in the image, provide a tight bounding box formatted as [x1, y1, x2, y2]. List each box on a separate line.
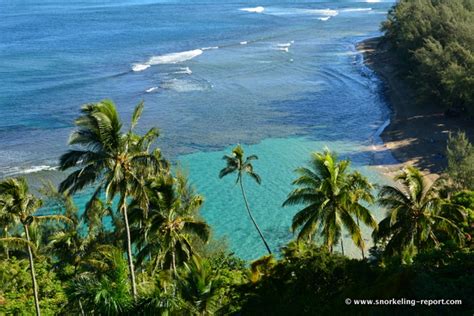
[1, 0, 397, 259]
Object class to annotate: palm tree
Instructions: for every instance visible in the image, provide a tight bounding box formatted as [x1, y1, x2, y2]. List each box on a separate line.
[219, 145, 272, 255]
[283, 149, 377, 256]
[374, 166, 465, 258]
[58, 100, 164, 299]
[131, 173, 210, 275]
[0, 178, 42, 315]
[66, 246, 132, 315]
[178, 256, 219, 315]
[0, 178, 72, 316]
[0, 203, 17, 259]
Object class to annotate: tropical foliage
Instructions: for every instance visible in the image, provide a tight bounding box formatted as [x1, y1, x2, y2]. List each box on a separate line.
[0, 100, 472, 315]
[283, 150, 377, 256]
[374, 167, 466, 261]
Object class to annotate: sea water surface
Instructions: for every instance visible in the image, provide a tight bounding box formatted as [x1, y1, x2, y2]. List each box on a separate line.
[0, 0, 397, 259]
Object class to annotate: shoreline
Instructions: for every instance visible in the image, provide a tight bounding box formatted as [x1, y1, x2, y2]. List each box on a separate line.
[357, 36, 474, 182]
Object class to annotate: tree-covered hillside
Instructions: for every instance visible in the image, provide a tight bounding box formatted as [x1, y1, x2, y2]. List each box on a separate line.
[382, 0, 474, 115]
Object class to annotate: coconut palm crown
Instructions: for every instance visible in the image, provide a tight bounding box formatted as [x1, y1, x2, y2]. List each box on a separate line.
[58, 99, 164, 299]
[374, 166, 466, 258]
[283, 149, 377, 255]
[219, 145, 272, 255]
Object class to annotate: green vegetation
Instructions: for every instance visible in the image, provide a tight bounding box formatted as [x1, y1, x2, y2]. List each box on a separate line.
[0, 100, 473, 314]
[283, 150, 377, 257]
[219, 145, 272, 254]
[382, 0, 474, 114]
[447, 131, 474, 189]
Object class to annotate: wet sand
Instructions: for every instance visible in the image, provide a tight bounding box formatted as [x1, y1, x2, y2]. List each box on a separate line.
[358, 37, 474, 181]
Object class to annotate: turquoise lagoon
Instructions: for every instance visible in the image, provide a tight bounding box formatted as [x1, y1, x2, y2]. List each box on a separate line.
[1, 0, 397, 259]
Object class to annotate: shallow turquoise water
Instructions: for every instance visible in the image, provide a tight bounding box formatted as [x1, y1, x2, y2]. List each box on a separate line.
[180, 137, 391, 259]
[1, 0, 397, 259]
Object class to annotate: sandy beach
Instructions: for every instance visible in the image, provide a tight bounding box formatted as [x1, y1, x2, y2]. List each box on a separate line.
[358, 37, 474, 181]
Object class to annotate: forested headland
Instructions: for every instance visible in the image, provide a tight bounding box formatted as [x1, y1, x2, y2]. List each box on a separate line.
[382, 0, 474, 115]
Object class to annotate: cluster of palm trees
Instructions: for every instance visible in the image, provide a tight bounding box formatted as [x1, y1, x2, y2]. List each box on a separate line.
[0, 99, 470, 315]
[0, 100, 214, 314]
[283, 151, 467, 260]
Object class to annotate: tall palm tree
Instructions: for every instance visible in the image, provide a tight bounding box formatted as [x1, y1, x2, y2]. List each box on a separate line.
[219, 145, 272, 255]
[131, 173, 210, 275]
[58, 99, 164, 299]
[283, 149, 377, 256]
[0, 178, 42, 315]
[374, 166, 465, 258]
[0, 178, 72, 316]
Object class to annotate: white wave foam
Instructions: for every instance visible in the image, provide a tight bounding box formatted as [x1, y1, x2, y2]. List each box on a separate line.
[278, 47, 289, 52]
[174, 67, 192, 75]
[277, 43, 292, 47]
[240, 6, 265, 13]
[201, 46, 219, 51]
[148, 49, 203, 65]
[132, 49, 203, 72]
[161, 78, 210, 92]
[305, 9, 339, 16]
[318, 16, 331, 21]
[342, 8, 372, 12]
[132, 64, 151, 72]
[5, 165, 57, 176]
[146, 87, 159, 93]
[240, 41, 248, 45]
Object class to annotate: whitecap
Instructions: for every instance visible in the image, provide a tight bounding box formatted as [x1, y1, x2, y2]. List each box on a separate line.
[174, 67, 192, 75]
[132, 64, 151, 72]
[201, 46, 219, 51]
[305, 9, 339, 16]
[240, 41, 248, 45]
[318, 16, 331, 21]
[145, 86, 159, 93]
[342, 8, 372, 12]
[240, 6, 265, 13]
[161, 78, 210, 92]
[5, 165, 57, 176]
[148, 49, 203, 65]
[278, 47, 289, 53]
[132, 49, 203, 72]
[277, 43, 292, 47]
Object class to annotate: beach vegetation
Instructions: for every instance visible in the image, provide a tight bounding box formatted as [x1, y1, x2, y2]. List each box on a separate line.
[0, 100, 472, 314]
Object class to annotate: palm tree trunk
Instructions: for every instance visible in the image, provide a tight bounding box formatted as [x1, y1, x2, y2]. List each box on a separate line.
[24, 224, 41, 316]
[239, 179, 272, 255]
[356, 217, 365, 259]
[3, 226, 9, 259]
[340, 239, 344, 256]
[172, 252, 177, 275]
[78, 299, 85, 316]
[121, 199, 138, 300]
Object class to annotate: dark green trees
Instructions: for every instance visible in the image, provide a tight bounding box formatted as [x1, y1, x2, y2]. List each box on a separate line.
[382, 0, 474, 114]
